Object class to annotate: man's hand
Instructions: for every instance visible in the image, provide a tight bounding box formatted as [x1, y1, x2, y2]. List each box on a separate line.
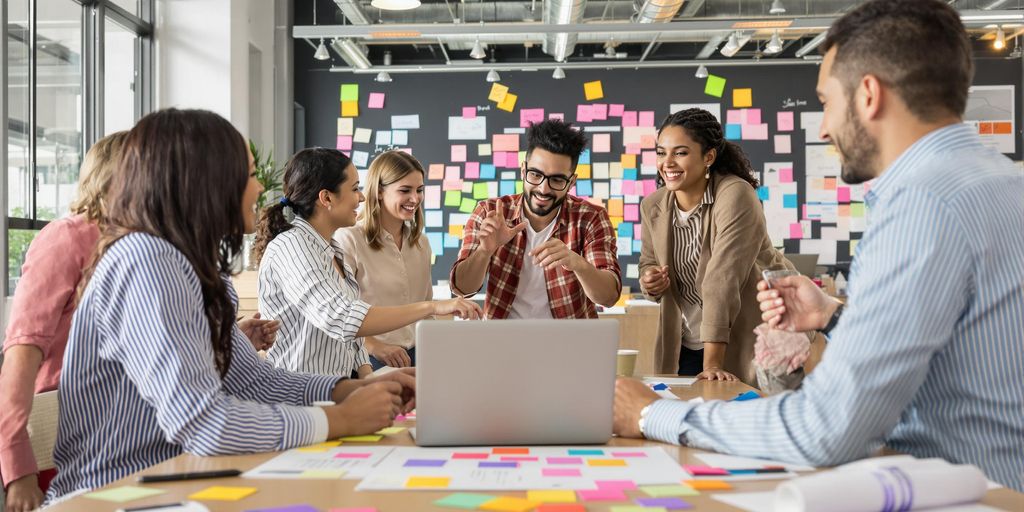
[529, 239, 585, 272]
[756, 275, 841, 331]
[368, 341, 412, 368]
[640, 265, 670, 296]
[238, 312, 279, 351]
[476, 201, 527, 254]
[4, 474, 44, 512]
[613, 377, 660, 439]
[365, 367, 416, 413]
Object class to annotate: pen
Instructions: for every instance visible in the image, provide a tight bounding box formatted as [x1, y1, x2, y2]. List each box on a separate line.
[117, 502, 187, 512]
[137, 469, 241, 483]
[725, 467, 790, 475]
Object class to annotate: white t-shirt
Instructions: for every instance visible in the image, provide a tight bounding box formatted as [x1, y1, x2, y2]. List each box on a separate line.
[507, 211, 560, 319]
[676, 205, 704, 351]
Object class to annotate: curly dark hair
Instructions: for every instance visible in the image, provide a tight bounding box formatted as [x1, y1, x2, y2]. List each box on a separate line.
[658, 108, 758, 188]
[526, 119, 589, 169]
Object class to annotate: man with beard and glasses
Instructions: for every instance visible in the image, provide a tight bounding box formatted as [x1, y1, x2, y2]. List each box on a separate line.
[450, 120, 621, 319]
[612, 0, 1024, 491]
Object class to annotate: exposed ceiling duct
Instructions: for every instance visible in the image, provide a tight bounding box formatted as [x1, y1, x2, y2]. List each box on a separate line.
[331, 38, 372, 69]
[334, 0, 371, 25]
[633, 0, 686, 24]
[542, 0, 588, 62]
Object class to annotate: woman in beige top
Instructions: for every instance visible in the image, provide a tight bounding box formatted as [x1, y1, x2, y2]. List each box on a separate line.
[335, 150, 432, 369]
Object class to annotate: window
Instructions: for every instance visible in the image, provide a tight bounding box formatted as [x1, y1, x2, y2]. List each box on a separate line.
[104, 17, 137, 135]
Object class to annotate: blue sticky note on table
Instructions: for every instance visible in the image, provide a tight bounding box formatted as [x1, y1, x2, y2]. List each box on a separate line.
[579, 149, 592, 165]
[757, 186, 770, 201]
[624, 168, 638, 181]
[576, 179, 593, 197]
[725, 124, 742, 140]
[732, 391, 761, 401]
[783, 194, 798, 208]
[427, 233, 444, 256]
[480, 164, 497, 179]
[617, 222, 634, 238]
[568, 449, 604, 456]
[500, 180, 515, 196]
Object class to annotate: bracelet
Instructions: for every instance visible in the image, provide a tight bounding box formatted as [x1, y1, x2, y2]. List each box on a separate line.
[637, 405, 651, 437]
[820, 303, 845, 337]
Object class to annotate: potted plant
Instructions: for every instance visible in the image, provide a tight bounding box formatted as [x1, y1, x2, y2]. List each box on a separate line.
[244, 140, 284, 269]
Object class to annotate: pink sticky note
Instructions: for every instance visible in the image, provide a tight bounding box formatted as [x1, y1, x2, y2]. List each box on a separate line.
[464, 161, 480, 179]
[444, 165, 461, 180]
[520, 108, 545, 128]
[442, 180, 463, 191]
[626, 143, 641, 155]
[777, 111, 795, 131]
[789, 223, 804, 239]
[779, 167, 794, 183]
[741, 123, 769, 140]
[746, 108, 762, 125]
[428, 164, 444, 180]
[542, 468, 581, 477]
[336, 135, 352, 151]
[591, 104, 608, 120]
[623, 205, 639, 222]
[640, 135, 656, 149]
[367, 92, 385, 109]
[334, 453, 372, 459]
[576, 104, 593, 123]
[425, 186, 441, 209]
[505, 152, 519, 168]
[451, 145, 467, 162]
[500, 456, 539, 462]
[609, 104, 625, 117]
[462, 107, 477, 119]
[622, 111, 638, 127]
[727, 109, 743, 125]
[595, 480, 637, 491]
[593, 133, 611, 153]
[642, 151, 657, 167]
[492, 134, 519, 152]
[774, 134, 792, 154]
[638, 111, 655, 127]
[577, 489, 628, 502]
[610, 451, 648, 458]
[622, 180, 636, 195]
[683, 465, 731, 476]
[549, 113, 565, 121]
[452, 452, 490, 459]
[493, 152, 505, 168]
[643, 180, 657, 195]
[837, 186, 851, 203]
[633, 224, 642, 239]
[330, 508, 377, 512]
[547, 457, 583, 464]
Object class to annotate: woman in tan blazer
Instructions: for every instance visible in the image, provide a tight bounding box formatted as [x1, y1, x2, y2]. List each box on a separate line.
[639, 108, 791, 386]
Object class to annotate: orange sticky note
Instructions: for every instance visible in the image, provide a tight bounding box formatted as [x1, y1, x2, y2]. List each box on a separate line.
[683, 479, 733, 490]
[497, 92, 518, 112]
[480, 496, 541, 512]
[341, 101, 359, 117]
[406, 476, 451, 489]
[587, 459, 627, 467]
[608, 199, 624, 217]
[493, 447, 530, 455]
[584, 81, 604, 101]
[488, 83, 509, 103]
[621, 154, 638, 169]
[448, 224, 465, 238]
[188, 486, 258, 501]
[576, 164, 591, 179]
[733, 88, 753, 108]
[527, 490, 577, 503]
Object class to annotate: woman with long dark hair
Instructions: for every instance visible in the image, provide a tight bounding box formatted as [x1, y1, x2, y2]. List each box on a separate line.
[253, 148, 479, 379]
[638, 108, 792, 386]
[45, 109, 414, 501]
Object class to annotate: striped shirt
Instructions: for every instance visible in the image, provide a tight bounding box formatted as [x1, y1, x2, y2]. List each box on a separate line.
[673, 185, 714, 350]
[259, 217, 371, 376]
[644, 123, 1024, 491]
[46, 233, 335, 501]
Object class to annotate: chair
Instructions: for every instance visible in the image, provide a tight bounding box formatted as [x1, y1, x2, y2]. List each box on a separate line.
[26, 390, 59, 472]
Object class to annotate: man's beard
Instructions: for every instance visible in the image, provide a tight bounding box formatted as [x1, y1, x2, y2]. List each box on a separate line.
[526, 190, 566, 217]
[835, 105, 879, 185]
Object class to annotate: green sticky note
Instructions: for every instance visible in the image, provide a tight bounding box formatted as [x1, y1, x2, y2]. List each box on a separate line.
[515, 181, 523, 194]
[445, 190, 462, 207]
[704, 74, 726, 98]
[340, 84, 359, 101]
[459, 198, 478, 214]
[338, 434, 383, 442]
[85, 486, 167, 503]
[639, 484, 699, 497]
[434, 493, 498, 509]
[473, 182, 490, 200]
[850, 203, 866, 217]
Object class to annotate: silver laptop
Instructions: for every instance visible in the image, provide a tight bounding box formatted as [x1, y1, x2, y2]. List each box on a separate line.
[413, 319, 619, 446]
[784, 253, 819, 277]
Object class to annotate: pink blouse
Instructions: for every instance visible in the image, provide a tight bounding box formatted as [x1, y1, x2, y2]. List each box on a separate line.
[0, 215, 99, 487]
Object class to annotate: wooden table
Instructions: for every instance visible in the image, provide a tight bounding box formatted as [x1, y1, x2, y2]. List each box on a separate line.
[47, 379, 1022, 511]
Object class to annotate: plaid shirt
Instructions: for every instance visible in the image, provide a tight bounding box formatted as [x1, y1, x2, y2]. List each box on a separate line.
[450, 194, 621, 319]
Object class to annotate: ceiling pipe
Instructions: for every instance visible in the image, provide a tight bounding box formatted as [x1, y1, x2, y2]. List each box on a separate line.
[333, 57, 818, 74]
[633, 0, 685, 23]
[542, 0, 589, 61]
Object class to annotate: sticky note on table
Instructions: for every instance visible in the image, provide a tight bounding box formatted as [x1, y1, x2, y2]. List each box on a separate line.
[341, 101, 359, 117]
[406, 476, 451, 489]
[683, 479, 733, 490]
[330, 508, 378, 512]
[568, 449, 603, 456]
[300, 469, 347, 479]
[367, 92, 385, 109]
[537, 505, 586, 512]
[610, 451, 647, 458]
[588, 459, 627, 467]
[479, 461, 518, 468]
[85, 486, 167, 503]
[493, 447, 530, 454]
[528, 490, 577, 503]
[435, 493, 498, 509]
[334, 452, 372, 459]
[340, 84, 359, 101]
[733, 88, 753, 108]
[639, 485, 699, 497]
[704, 74, 726, 98]
[296, 440, 342, 452]
[488, 83, 509, 103]
[542, 467, 582, 477]
[610, 507, 669, 512]
[405, 459, 447, 467]
[189, 485, 259, 501]
[452, 452, 490, 459]
[584, 81, 604, 100]
[375, 426, 406, 435]
[480, 497, 540, 512]
[595, 480, 637, 490]
[635, 497, 693, 509]
[577, 489, 628, 501]
[338, 435, 382, 442]
[497, 92, 518, 112]
[547, 457, 583, 464]
[683, 465, 730, 476]
[247, 505, 319, 512]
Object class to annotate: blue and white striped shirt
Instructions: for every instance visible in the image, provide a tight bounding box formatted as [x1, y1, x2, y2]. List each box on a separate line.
[47, 233, 337, 500]
[645, 123, 1024, 491]
[259, 217, 371, 377]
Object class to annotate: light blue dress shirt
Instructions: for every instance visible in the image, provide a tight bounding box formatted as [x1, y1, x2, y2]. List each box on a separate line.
[644, 123, 1024, 491]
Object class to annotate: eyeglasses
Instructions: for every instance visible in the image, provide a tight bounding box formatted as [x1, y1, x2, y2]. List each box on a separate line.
[524, 168, 574, 191]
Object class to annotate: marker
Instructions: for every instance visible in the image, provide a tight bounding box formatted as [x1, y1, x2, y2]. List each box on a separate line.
[726, 467, 790, 475]
[117, 502, 187, 512]
[137, 469, 241, 483]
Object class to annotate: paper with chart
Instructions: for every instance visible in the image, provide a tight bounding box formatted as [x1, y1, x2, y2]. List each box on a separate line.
[356, 446, 689, 491]
[964, 85, 1015, 154]
[243, 446, 394, 480]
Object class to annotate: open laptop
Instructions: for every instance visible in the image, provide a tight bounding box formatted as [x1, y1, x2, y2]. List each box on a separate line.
[413, 319, 619, 446]
[784, 253, 819, 277]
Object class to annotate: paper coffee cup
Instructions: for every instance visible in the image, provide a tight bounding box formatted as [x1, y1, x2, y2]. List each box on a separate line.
[616, 349, 639, 377]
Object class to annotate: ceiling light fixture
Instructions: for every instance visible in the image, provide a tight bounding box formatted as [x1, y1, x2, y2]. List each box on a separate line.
[470, 39, 487, 59]
[720, 32, 741, 57]
[313, 39, 330, 60]
[764, 30, 783, 54]
[552, 66, 566, 79]
[695, 64, 708, 78]
[769, 0, 786, 15]
[370, 0, 421, 11]
[375, 71, 392, 82]
[994, 26, 1006, 49]
[486, 69, 501, 82]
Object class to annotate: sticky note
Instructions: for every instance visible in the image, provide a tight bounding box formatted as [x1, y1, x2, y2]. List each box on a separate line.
[639, 485, 699, 497]
[851, 203, 866, 217]
[778, 111, 795, 131]
[459, 198, 478, 214]
[683, 479, 733, 490]
[704, 74, 726, 98]
[481, 497, 540, 512]
[330, 508, 378, 512]
[334, 452, 373, 459]
[299, 469, 347, 479]
[464, 162, 480, 179]
[595, 480, 637, 490]
[783, 194, 798, 208]
[336, 135, 352, 151]
[448, 224, 464, 238]
[745, 108, 762, 125]
[340, 84, 359, 101]
[683, 465, 730, 476]
[488, 83, 509, 103]
[635, 497, 693, 509]
[451, 145, 467, 162]
[725, 124, 742, 140]
[594, 133, 611, 153]
[353, 128, 372, 144]
[588, 459, 627, 467]
[577, 489, 628, 501]
[338, 435, 382, 442]
[392, 130, 408, 145]
[479, 143, 492, 156]
[584, 81, 604, 100]
[493, 447, 530, 454]
[189, 485, 258, 501]
[452, 452, 490, 459]
[520, 108, 545, 127]
[479, 461, 518, 468]
[733, 88, 753, 108]
[480, 164, 496, 179]
[497, 92, 518, 112]
[576, 104, 593, 123]
[837, 186, 851, 202]
[621, 154, 637, 169]
[406, 476, 451, 489]
[248, 506, 319, 512]
[774, 134, 792, 154]
[435, 493, 498, 509]
[741, 123, 768, 140]
[622, 111, 638, 127]
[780, 167, 794, 183]
[341, 101, 359, 117]
[405, 459, 447, 467]
[85, 486, 167, 503]
[337, 118, 354, 136]
[609, 104, 625, 116]
[542, 467, 581, 477]
[576, 164, 591, 179]
[639, 111, 655, 127]
[463, 107, 477, 118]
[493, 134, 519, 152]
[501, 456, 539, 461]
[525, 490, 578, 504]
[610, 507, 669, 512]
[575, 180, 593, 197]
[547, 457, 583, 464]
[367, 92, 385, 109]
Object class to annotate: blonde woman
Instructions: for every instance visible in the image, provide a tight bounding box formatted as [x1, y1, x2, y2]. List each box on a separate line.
[335, 151, 432, 369]
[0, 133, 127, 511]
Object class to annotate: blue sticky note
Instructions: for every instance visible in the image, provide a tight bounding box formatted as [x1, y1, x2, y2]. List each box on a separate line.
[617, 222, 634, 238]
[632, 239, 642, 253]
[783, 194, 798, 208]
[624, 168, 638, 181]
[443, 234, 461, 249]
[480, 164, 497, 179]
[568, 449, 604, 456]
[757, 186, 770, 201]
[576, 179, 593, 197]
[617, 240, 633, 257]
[427, 233, 444, 256]
[652, 383, 669, 390]
[725, 124, 742, 140]
[500, 180, 515, 196]
[579, 149, 591, 165]
[732, 391, 761, 401]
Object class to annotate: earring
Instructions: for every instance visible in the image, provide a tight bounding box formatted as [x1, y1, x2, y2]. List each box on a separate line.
[328, 204, 332, 211]
[704, 164, 711, 180]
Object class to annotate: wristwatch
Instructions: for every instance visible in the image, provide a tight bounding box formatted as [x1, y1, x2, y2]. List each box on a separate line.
[637, 404, 651, 438]
[820, 303, 845, 337]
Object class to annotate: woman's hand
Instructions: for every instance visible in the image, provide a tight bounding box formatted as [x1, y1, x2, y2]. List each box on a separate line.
[696, 367, 738, 381]
[369, 342, 412, 368]
[238, 312, 279, 351]
[431, 297, 483, 320]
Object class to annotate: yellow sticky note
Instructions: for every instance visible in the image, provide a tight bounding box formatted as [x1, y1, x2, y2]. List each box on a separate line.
[488, 83, 509, 103]
[683, 479, 733, 490]
[610, 216, 623, 229]
[621, 154, 638, 169]
[85, 486, 166, 503]
[295, 440, 342, 452]
[341, 100, 359, 117]
[587, 458, 627, 467]
[478, 143, 492, 156]
[481, 496, 541, 512]
[527, 489, 577, 503]
[576, 164, 591, 179]
[584, 80, 604, 101]
[189, 486, 258, 501]
[733, 88, 753, 108]
[497, 92, 518, 112]
[406, 476, 451, 489]
[448, 224, 465, 238]
[338, 434, 383, 442]
[375, 426, 407, 435]
[301, 469, 347, 479]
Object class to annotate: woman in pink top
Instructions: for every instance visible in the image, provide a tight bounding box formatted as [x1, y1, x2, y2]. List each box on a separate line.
[0, 133, 128, 511]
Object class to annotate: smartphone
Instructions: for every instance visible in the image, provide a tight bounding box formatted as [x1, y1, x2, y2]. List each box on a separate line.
[762, 269, 799, 288]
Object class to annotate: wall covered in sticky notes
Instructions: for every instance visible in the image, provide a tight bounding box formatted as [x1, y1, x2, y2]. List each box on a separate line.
[296, 54, 1022, 288]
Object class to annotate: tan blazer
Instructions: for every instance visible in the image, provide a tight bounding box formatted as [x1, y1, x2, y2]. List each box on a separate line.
[639, 174, 792, 386]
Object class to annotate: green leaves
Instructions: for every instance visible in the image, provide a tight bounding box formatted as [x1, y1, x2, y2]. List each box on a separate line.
[249, 140, 284, 212]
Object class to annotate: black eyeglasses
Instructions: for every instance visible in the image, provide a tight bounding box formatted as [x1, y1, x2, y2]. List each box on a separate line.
[524, 168, 574, 191]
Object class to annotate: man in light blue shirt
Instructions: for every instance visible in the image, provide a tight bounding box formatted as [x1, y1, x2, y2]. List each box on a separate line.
[613, 0, 1024, 492]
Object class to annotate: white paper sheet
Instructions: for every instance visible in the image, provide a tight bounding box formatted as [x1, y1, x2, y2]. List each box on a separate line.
[712, 491, 1000, 512]
[448, 116, 487, 140]
[391, 115, 420, 129]
[243, 447, 395, 480]
[642, 377, 696, 387]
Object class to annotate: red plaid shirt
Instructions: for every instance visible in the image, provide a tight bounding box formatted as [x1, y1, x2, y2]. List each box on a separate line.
[450, 194, 621, 319]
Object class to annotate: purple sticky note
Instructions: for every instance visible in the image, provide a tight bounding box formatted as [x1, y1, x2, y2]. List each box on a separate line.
[542, 468, 581, 477]
[334, 453, 372, 459]
[577, 489, 627, 502]
[463, 107, 477, 119]
[404, 459, 447, 467]
[610, 452, 648, 458]
[595, 480, 637, 491]
[367, 92, 385, 109]
[479, 461, 518, 468]
[636, 497, 694, 509]
[547, 457, 583, 465]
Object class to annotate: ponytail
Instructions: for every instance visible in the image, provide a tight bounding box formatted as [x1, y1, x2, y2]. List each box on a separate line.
[658, 108, 759, 189]
[252, 202, 292, 265]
